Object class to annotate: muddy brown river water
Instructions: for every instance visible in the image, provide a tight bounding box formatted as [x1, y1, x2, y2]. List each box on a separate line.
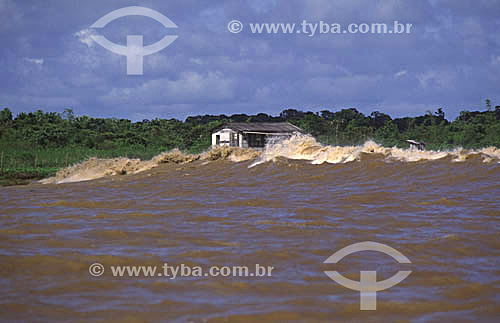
[1, 137, 499, 322]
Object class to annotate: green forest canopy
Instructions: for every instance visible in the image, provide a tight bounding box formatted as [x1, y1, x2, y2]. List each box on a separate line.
[1, 102, 500, 155]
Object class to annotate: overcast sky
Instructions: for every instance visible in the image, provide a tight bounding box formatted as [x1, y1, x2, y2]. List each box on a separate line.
[1, 0, 499, 121]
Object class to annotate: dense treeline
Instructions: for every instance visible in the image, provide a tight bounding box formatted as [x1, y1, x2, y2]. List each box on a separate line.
[0, 102, 499, 184]
[2, 102, 500, 151]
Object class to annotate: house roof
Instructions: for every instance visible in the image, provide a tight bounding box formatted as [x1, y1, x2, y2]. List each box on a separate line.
[214, 122, 304, 134]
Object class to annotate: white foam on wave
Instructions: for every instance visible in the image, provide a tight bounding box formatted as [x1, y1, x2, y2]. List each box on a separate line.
[40, 135, 500, 184]
[249, 134, 500, 167]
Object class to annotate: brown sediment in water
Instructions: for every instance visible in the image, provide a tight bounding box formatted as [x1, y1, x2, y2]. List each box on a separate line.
[1, 137, 499, 322]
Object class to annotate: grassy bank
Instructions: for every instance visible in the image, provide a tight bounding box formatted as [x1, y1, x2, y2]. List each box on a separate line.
[0, 146, 172, 186]
[0, 167, 59, 186]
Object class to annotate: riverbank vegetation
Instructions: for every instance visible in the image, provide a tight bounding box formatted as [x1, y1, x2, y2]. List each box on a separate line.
[1, 101, 499, 185]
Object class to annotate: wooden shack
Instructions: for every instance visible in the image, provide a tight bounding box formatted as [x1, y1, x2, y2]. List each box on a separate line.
[211, 122, 303, 148]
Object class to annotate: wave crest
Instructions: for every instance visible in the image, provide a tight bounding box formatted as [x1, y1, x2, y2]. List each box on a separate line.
[40, 135, 500, 184]
[40, 147, 259, 184]
[249, 134, 500, 167]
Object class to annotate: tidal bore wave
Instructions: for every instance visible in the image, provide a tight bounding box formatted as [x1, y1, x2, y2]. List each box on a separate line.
[3, 135, 499, 322]
[40, 135, 500, 184]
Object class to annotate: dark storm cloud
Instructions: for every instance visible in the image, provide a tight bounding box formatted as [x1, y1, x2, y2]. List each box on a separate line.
[0, 0, 499, 120]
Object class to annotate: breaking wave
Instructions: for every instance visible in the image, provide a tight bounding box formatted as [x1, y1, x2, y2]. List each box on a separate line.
[40, 147, 259, 184]
[249, 135, 500, 167]
[40, 135, 500, 184]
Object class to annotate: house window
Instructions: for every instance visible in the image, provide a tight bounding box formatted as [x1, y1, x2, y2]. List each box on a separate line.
[230, 133, 238, 146]
[255, 135, 263, 147]
[247, 134, 266, 147]
[216, 135, 220, 145]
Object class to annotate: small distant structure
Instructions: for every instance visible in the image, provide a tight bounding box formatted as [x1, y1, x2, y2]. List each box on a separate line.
[406, 139, 426, 150]
[212, 122, 304, 148]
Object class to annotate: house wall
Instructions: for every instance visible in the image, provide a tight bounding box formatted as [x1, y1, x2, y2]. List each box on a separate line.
[212, 129, 237, 147]
[212, 129, 299, 148]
